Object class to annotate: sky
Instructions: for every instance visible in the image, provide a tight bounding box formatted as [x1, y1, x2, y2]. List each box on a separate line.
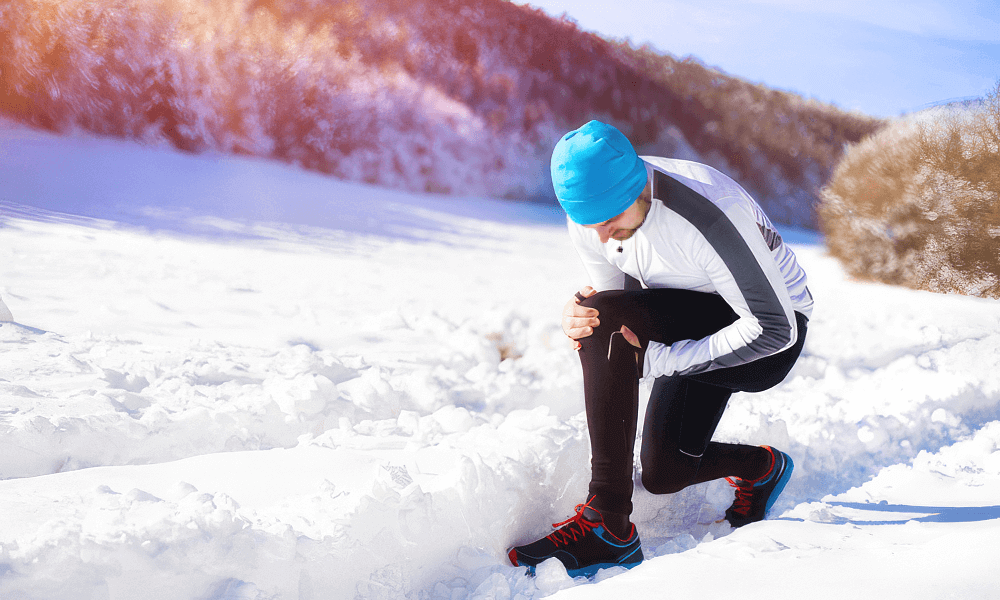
[516, 0, 1000, 118]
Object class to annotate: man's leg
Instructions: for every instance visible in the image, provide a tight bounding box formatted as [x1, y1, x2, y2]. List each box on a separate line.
[508, 291, 801, 571]
[576, 289, 740, 527]
[578, 326, 641, 536]
[688, 311, 809, 393]
[639, 376, 771, 495]
[639, 312, 809, 524]
[508, 288, 739, 574]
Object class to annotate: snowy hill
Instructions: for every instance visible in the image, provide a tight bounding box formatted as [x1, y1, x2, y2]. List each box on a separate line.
[2, 124, 1000, 599]
[1, 0, 882, 228]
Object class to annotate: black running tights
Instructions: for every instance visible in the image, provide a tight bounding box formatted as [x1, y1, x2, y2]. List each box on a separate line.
[576, 288, 808, 517]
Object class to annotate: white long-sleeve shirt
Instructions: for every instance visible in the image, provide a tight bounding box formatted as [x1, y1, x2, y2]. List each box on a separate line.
[568, 157, 814, 378]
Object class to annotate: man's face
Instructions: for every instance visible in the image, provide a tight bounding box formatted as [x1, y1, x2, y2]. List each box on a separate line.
[583, 182, 651, 244]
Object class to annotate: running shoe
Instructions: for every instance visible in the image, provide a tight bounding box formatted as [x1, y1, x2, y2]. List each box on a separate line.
[725, 446, 794, 527]
[507, 499, 643, 578]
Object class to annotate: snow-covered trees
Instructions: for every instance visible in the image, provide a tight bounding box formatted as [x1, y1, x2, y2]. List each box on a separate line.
[0, 0, 881, 225]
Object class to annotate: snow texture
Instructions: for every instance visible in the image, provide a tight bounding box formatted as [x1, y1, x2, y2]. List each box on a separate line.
[1, 123, 999, 599]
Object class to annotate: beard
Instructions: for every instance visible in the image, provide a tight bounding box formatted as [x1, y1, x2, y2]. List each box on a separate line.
[611, 196, 651, 241]
[612, 228, 640, 241]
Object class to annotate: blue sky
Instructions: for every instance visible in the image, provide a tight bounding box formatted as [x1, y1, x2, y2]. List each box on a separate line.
[516, 0, 1000, 118]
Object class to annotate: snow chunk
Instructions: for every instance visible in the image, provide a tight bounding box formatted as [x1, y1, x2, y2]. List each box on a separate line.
[0, 294, 13, 322]
[533, 558, 576, 595]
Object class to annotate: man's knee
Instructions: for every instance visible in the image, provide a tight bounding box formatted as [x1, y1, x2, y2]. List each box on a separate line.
[578, 290, 627, 349]
[641, 471, 689, 495]
[578, 290, 625, 314]
[640, 452, 699, 495]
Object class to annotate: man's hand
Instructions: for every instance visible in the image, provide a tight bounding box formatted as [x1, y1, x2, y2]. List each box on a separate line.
[563, 287, 600, 347]
[563, 287, 642, 353]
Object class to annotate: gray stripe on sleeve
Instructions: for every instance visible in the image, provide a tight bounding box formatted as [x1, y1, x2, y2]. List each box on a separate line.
[654, 171, 792, 375]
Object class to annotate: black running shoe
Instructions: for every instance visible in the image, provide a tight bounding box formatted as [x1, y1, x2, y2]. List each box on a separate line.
[507, 500, 643, 578]
[725, 445, 794, 528]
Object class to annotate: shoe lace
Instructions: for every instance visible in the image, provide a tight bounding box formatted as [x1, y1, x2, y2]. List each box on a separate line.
[726, 477, 754, 516]
[726, 447, 777, 517]
[546, 501, 599, 547]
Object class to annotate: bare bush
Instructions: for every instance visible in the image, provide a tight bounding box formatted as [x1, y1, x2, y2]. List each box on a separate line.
[819, 83, 1000, 298]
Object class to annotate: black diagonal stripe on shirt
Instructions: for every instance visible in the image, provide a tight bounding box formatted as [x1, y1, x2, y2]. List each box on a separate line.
[653, 170, 792, 375]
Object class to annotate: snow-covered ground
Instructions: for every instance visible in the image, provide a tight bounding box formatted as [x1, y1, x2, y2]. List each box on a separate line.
[2, 123, 999, 599]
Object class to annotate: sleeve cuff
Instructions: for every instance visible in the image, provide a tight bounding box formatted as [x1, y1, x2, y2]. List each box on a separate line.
[642, 341, 669, 381]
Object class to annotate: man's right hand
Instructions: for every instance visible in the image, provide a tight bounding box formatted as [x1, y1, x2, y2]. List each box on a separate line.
[563, 286, 600, 347]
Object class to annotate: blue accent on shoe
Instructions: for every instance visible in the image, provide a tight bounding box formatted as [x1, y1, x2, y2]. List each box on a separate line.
[591, 526, 638, 548]
[764, 452, 794, 513]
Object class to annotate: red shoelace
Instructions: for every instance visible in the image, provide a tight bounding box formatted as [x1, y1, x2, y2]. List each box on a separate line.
[725, 446, 777, 516]
[546, 501, 599, 547]
[725, 478, 754, 516]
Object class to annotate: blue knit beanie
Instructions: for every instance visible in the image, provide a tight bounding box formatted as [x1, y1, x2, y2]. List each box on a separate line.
[550, 120, 647, 225]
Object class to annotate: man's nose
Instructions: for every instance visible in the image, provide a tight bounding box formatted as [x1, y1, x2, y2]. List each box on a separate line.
[596, 225, 612, 243]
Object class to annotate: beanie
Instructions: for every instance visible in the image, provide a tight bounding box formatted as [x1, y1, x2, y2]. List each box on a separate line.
[550, 120, 647, 225]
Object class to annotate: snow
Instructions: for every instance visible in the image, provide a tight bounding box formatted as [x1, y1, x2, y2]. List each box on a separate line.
[2, 122, 999, 599]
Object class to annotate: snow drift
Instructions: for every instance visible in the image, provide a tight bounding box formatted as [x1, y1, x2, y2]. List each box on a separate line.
[1, 124, 999, 599]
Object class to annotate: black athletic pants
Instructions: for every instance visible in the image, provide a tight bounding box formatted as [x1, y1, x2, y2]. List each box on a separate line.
[577, 287, 808, 517]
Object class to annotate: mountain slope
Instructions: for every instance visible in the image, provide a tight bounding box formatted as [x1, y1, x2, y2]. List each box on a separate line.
[0, 0, 883, 226]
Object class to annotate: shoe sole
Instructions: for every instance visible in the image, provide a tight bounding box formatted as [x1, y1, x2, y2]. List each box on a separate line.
[511, 546, 643, 579]
[566, 554, 643, 578]
[520, 556, 643, 579]
[764, 451, 794, 515]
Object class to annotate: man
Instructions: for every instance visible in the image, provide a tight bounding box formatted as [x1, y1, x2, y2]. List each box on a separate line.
[507, 120, 813, 577]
